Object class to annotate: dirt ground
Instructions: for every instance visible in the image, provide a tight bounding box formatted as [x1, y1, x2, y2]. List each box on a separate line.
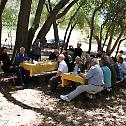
[0, 76, 126, 126]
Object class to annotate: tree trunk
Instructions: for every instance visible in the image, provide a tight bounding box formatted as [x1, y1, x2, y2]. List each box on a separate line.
[47, 0, 59, 48]
[115, 38, 126, 57]
[13, 0, 32, 61]
[106, 23, 115, 53]
[53, 21, 59, 48]
[88, 0, 107, 52]
[0, 0, 8, 47]
[61, 3, 82, 53]
[27, 0, 45, 52]
[36, 0, 80, 45]
[65, 21, 77, 50]
[102, 22, 112, 49]
[109, 29, 125, 55]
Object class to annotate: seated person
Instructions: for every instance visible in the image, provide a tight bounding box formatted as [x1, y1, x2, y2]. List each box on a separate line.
[16, 47, 30, 84]
[73, 56, 85, 74]
[48, 54, 68, 91]
[99, 58, 112, 91]
[112, 57, 123, 81]
[0, 47, 24, 85]
[16, 47, 30, 66]
[60, 58, 104, 102]
[49, 49, 59, 61]
[118, 57, 126, 77]
[117, 50, 123, 61]
[0, 47, 13, 73]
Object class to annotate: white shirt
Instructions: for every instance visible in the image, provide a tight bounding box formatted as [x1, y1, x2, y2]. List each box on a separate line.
[85, 64, 104, 86]
[58, 60, 68, 73]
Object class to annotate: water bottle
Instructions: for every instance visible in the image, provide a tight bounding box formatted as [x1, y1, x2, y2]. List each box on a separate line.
[77, 68, 81, 75]
[74, 65, 78, 74]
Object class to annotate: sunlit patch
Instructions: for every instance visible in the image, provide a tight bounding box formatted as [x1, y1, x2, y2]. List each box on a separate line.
[12, 89, 59, 111]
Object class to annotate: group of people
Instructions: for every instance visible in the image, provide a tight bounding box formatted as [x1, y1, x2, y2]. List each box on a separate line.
[0, 41, 126, 102]
[47, 43, 126, 102]
[0, 46, 30, 85]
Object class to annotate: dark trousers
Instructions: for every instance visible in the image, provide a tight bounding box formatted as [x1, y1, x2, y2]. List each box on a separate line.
[1, 66, 24, 84]
[48, 76, 61, 91]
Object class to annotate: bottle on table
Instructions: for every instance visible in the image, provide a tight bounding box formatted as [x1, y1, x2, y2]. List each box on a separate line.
[77, 68, 81, 75]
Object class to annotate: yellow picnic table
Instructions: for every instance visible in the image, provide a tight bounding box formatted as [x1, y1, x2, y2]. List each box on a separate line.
[61, 72, 86, 87]
[20, 61, 58, 76]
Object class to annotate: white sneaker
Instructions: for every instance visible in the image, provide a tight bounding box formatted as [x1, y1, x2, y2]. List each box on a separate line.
[60, 95, 71, 102]
[106, 88, 112, 92]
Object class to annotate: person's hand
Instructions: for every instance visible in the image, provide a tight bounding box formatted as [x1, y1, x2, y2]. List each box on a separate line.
[10, 66, 13, 69]
[79, 73, 84, 78]
[52, 76, 56, 79]
[0, 62, 3, 66]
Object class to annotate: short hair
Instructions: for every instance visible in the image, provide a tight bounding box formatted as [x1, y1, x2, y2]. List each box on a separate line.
[92, 58, 98, 64]
[58, 54, 65, 59]
[118, 57, 123, 62]
[85, 57, 93, 65]
[75, 56, 81, 61]
[119, 50, 123, 53]
[20, 47, 25, 52]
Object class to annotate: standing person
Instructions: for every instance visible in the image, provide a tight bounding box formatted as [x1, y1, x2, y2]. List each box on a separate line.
[69, 43, 83, 62]
[32, 39, 42, 61]
[48, 54, 68, 91]
[60, 58, 104, 102]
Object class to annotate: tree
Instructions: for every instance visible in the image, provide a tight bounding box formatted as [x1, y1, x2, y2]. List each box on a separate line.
[0, 0, 8, 47]
[13, 0, 32, 60]
[27, 0, 46, 51]
[36, 0, 79, 44]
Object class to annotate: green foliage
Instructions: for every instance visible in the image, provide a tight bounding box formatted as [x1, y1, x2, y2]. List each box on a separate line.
[2, 0, 20, 29]
[2, 7, 18, 29]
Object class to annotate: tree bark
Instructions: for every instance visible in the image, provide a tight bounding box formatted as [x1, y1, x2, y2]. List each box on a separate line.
[47, 0, 59, 48]
[36, 0, 76, 44]
[0, 0, 8, 47]
[65, 21, 77, 50]
[13, 0, 32, 60]
[106, 23, 115, 53]
[27, 0, 45, 51]
[61, 3, 82, 53]
[109, 29, 125, 55]
[88, 0, 107, 52]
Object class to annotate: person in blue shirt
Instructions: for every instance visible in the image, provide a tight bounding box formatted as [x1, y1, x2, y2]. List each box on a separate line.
[111, 57, 123, 81]
[16, 47, 30, 66]
[99, 58, 112, 91]
[15, 47, 30, 85]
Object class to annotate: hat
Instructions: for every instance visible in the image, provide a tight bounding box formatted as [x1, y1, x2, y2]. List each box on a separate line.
[85, 57, 93, 65]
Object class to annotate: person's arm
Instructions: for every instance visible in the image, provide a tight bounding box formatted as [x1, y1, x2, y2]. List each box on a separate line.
[24, 53, 30, 61]
[53, 71, 62, 78]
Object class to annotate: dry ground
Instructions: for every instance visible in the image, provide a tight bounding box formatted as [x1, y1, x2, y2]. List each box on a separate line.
[0, 76, 126, 126]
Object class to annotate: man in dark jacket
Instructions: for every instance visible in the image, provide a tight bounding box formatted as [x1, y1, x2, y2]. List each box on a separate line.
[0, 47, 24, 85]
[69, 43, 83, 62]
